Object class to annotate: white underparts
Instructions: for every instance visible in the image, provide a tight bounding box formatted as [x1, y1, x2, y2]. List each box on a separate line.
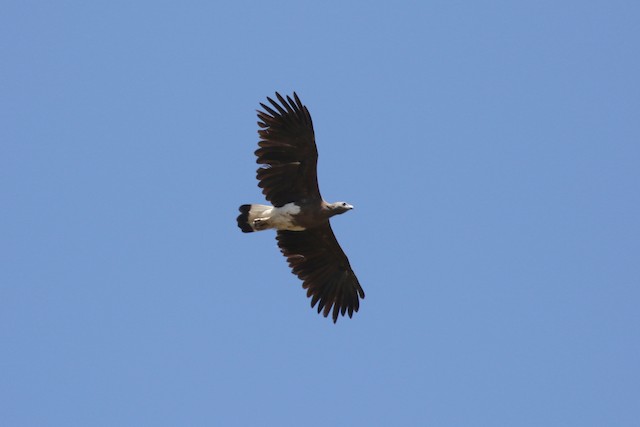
[247, 203, 306, 231]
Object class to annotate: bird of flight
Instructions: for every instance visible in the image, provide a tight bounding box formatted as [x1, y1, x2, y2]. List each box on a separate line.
[236, 92, 365, 322]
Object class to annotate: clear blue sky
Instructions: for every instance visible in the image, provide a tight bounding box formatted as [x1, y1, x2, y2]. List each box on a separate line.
[2, 1, 639, 426]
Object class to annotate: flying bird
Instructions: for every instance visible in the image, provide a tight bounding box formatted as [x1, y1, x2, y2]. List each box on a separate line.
[236, 92, 365, 322]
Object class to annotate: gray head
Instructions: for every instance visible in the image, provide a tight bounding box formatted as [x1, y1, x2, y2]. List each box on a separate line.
[328, 201, 354, 216]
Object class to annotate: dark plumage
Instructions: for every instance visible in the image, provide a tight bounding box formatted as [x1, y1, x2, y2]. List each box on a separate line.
[236, 92, 364, 322]
[236, 205, 254, 233]
[255, 92, 319, 207]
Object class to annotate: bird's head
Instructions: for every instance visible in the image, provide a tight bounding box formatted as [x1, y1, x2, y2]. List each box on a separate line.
[329, 201, 354, 216]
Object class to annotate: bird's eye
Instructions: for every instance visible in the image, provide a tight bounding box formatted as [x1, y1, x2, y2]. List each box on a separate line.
[342, 203, 347, 206]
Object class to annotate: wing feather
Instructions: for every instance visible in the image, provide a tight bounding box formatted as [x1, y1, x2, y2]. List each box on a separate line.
[276, 223, 365, 323]
[255, 92, 320, 207]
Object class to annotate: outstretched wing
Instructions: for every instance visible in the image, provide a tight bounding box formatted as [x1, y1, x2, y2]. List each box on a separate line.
[255, 92, 321, 207]
[277, 223, 365, 322]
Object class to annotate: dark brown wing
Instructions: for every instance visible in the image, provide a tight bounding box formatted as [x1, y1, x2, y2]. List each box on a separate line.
[277, 223, 365, 323]
[255, 92, 321, 207]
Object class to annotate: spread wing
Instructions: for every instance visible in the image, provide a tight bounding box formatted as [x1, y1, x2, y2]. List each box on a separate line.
[277, 223, 365, 322]
[255, 92, 321, 207]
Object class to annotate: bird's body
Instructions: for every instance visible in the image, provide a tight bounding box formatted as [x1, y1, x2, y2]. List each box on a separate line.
[236, 92, 364, 322]
[238, 202, 306, 232]
[238, 200, 353, 232]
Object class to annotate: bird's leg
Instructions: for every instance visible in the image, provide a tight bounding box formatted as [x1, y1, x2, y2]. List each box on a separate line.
[253, 217, 270, 230]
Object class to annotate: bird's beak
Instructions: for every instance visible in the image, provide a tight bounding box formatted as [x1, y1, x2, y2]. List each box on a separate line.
[347, 204, 354, 210]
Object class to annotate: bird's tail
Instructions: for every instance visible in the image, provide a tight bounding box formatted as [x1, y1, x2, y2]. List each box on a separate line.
[236, 204, 272, 233]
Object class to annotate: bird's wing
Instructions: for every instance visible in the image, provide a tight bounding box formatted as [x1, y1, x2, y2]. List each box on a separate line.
[255, 92, 321, 207]
[277, 223, 365, 322]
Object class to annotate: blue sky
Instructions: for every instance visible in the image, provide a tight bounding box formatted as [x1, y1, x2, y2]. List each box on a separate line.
[2, 1, 639, 426]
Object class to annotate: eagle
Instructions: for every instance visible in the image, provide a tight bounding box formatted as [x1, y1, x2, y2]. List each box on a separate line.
[236, 92, 365, 322]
